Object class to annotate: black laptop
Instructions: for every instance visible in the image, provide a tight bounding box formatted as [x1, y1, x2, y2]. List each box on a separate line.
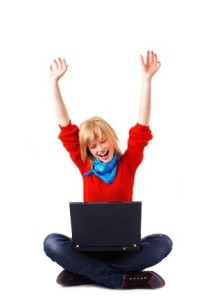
[69, 201, 142, 252]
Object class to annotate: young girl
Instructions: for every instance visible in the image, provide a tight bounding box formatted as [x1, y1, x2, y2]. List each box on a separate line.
[43, 51, 173, 289]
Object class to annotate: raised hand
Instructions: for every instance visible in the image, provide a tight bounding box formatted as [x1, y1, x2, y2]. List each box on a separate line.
[140, 51, 161, 80]
[49, 57, 68, 82]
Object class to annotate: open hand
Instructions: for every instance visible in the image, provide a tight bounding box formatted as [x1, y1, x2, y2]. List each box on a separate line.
[140, 51, 161, 80]
[49, 57, 68, 82]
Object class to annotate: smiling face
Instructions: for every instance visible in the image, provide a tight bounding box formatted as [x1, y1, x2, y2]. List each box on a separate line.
[88, 135, 115, 163]
[79, 116, 122, 164]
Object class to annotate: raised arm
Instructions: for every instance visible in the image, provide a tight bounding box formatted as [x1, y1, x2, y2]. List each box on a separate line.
[138, 51, 161, 126]
[49, 57, 70, 127]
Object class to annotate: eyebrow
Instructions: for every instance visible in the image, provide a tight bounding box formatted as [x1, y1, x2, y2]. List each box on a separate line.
[89, 136, 106, 146]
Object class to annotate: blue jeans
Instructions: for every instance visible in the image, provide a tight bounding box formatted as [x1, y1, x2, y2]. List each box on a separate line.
[43, 233, 172, 288]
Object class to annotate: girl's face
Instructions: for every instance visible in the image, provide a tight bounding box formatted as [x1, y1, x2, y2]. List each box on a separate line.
[88, 135, 115, 163]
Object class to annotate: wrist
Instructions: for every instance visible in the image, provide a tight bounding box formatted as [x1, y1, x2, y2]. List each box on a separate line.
[141, 74, 152, 82]
[49, 77, 59, 86]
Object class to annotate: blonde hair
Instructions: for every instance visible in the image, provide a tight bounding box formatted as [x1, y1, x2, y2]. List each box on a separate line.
[79, 116, 122, 164]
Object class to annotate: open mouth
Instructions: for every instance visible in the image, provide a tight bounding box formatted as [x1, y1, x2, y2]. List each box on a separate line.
[98, 150, 109, 158]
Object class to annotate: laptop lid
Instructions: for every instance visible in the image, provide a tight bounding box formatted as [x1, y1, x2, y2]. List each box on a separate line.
[69, 202, 142, 252]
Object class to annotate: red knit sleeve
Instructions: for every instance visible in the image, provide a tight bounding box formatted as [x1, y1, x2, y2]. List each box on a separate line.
[58, 122, 88, 174]
[123, 123, 153, 172]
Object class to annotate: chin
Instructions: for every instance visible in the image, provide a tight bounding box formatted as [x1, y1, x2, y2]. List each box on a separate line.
[105, 155, 114, 163]
[98, 155, 112, 163]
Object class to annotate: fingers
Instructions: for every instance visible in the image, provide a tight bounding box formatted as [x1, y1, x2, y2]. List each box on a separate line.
[143, 50, 161, 67]
[156, 60, 161, 69]
[153, 52, 161, 68]
[146, 50, 155, 64]
[140, 50, 161, 78]
[50, 57, 68, 72]
[146, 50, 159, 64]
[146, 50, 150, 65]
[140, 55, 145, 68]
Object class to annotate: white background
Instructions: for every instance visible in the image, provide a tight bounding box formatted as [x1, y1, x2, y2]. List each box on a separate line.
[0, 0, 207, 299]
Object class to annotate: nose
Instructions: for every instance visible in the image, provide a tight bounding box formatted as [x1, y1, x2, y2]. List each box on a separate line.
[97, 143, 104, 153]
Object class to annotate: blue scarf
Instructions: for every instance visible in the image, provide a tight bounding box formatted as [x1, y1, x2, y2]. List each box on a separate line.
[83, 154, 119, 184]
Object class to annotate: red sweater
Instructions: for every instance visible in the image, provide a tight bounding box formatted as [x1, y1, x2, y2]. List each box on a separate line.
[58, 122, 153, 203]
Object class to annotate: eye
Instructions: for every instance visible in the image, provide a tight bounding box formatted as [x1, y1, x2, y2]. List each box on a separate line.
[89, 145, 96, 149]
[101, 139, 107, 144]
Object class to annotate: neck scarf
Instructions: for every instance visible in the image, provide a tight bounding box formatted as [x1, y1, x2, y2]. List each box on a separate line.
[83, 154, 119, 184]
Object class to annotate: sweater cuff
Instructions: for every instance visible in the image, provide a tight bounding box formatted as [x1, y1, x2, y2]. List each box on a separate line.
[136, 123, 150, 131]
[59, 120, 72, 130]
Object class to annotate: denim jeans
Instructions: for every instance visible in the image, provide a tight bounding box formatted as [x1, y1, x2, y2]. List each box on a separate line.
[43, 233, 172, 289]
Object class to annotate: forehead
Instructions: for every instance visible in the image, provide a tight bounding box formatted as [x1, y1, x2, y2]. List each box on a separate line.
[88, 134, 106, 144]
